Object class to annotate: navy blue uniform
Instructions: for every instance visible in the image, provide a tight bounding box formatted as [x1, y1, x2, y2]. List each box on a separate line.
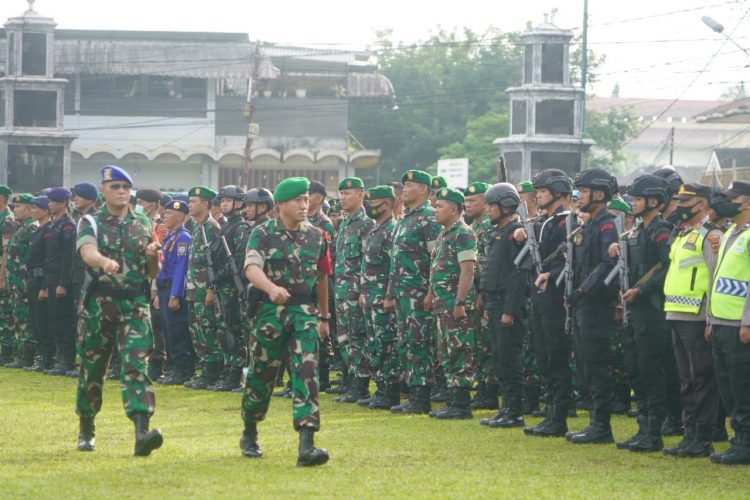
[27, 221, 53, 361]
[44, 213, 77, 369]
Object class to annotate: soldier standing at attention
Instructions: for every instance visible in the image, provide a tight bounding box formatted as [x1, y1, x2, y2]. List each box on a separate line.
[24, 197, 53, 372]
[239, 177, 331, 467]
[386, 170, 442, 415]
[429, 176, 447, 209]
[76, 165, 163, 456]
[426, 187, 478, 420]
[0, 186, 19, 364]
[333, 177, 374, 404]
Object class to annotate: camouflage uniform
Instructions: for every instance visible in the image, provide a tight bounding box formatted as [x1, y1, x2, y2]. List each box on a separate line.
[5, 218, 37, 358]
[186, 216, 222, 363]
[390, 201, 441, 387]
[361, 216, 400, 386]
[75, 206, 156, 418]
[430, 220, 478, 388]
[0, 208, 19, 352]
[308, 210, 336, 379]
[471, 214, 497, 386]
[242, 218, 329, 429]
[333, 207, 374, 377]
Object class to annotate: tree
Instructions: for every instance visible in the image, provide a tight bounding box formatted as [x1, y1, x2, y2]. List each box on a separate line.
[435, 112, 508, 183]
[584, 105, 639, 173]
[721, 81, 746, 101]
[611, 83, 620, 97]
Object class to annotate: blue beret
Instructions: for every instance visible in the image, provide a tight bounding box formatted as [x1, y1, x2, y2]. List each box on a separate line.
[72, 182, 99, 201]
[100, 165, 134, 186]
[172, 193, 189, 203]
[31, 196, 49, 209]
[46, 187, 72, 202]
[165, 200, 189, 214]
[159, 194, 173, 207]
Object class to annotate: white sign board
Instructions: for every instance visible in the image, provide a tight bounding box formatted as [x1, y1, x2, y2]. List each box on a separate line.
[437, 158, 469, 189]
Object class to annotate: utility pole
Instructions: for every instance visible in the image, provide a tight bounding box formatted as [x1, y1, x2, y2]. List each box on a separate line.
[580, 0, 589, 137]
[669, 126, 675, 165]
[241, 43, 261, 190]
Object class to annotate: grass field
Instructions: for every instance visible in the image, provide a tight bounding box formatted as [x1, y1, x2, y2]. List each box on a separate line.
[1, 368, 748, 499]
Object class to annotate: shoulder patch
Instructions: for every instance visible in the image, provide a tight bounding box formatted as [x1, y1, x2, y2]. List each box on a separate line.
[708, 234, 721, 253]
[177, 242, 188, 256]
[558, 219, 566, 228]
[600, 223, 615, 232]
[655, 233, 670, 243]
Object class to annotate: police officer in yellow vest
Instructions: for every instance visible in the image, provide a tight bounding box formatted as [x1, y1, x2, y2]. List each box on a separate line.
[707, 180, 750, 465]
[662, 183, 721, 458]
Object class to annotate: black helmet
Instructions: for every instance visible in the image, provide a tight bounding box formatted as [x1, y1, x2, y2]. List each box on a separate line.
[485, 182, 520, 208]
[244, 187, 274, 207]
[652, 167, 683, 198]
[532, 169, 571, 195]
[574, 168, 617, 199]
[218, 184, 245, 201]
[628, 175, 669, 204]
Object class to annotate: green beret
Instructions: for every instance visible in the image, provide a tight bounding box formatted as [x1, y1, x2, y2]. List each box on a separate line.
[13, 193, 34, 204]
[0, 186, 12, 197]
[608, 196, 632, 214]
[365, 185, 395, 200]
[338, 177, 364, 190]
[436, 187, 465, 206]
[188, 186, 217, 201]
[516, 181, 535, 194]
[275, 177, 310, 203]
[401, 170, 432, 186]
[465, 182, 489, 196]
[431, 176, 447, 189]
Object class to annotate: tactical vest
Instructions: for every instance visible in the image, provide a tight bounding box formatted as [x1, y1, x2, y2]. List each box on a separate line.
[481, 222, 521, 293]
[663, 226, 709, 314]
[627, 219, 671, 285]
[709, 224, 750, 321]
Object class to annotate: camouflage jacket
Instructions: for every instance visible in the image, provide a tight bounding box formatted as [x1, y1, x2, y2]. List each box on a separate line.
[244, 217, 327, 298]
[334, 207, 374, 296]
[0, 208, 18, 258]
[5, 218, 37, 291]
[471, 214, 494, 284]
[390, 201, 442, 294]
[308, 210, 336, 241]
[187, 215, 221, 297]
[212, 213, 251, 289]
[430, 219, 478, 307]
[360, 216, 395, 301]
[76, 206, 154, 293]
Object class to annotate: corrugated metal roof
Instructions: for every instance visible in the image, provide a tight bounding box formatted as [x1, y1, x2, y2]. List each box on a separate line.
[714, 148, 750, 169]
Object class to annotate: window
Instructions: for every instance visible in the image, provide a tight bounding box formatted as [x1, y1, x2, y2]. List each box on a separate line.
[524, 45, 534, 84]
[511, 100, 527, 135]
[8, 32, 16, 75]
[22, 32, 47, 76]
[531, 151, 580, 177]
[535, 99, 574, 135]
[13, 89, 57, 127]
[504, 152, 523, 181]
[7, 145, 64, 192]
[541, 43, 564, 84]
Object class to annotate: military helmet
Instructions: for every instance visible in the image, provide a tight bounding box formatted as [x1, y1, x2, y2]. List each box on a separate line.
[218, 184, 245, 201]
[244, 187, 274, 206]
[628, 175, 669, 204]
[532, 169, 571, 195]
[574, 168, 617, 199]
[485, 182, 520, 208]
[652, 167, 683, 198]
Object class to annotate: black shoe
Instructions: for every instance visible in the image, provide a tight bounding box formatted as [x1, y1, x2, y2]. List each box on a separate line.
[133, 414, 163, 457]
[435, 388, 472, 420]
[663, 423, 695, 457]
[525, 405, 568, 437]
[359, 381, 384, 407]
[185, 362, 220, 390]
[25, 355, 53, 372]
[162, 365, 194, 386]
[470, 383, 499, 410]
[368, 383, 400, 410]
[710, 434, 750, 464]
[680, 423, 713, 458]
[488, 411, 524, 428]
[617, 415, 646, 450]
[335, 376, 369, 403]
[661, 416, 684, 436]
[211, 366, 243, 392]
[629, 416, 664, 453]
[481, 409, 506, 426]
[397, 386, 432, 415]
[612, 400, 630, 415]
[567, 422, 614, 444]
[296, 428, 329, 467]
[240, 422, 262, 458]
[430, 379, 449, 402]
[77, 416, 96, 452]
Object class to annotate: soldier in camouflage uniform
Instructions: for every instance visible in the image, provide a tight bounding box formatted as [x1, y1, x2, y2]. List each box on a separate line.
[244, 188, 274, 229]
[358, 186, 401, 410]
[76, 165, 163, 456]
[184, 186, 223, 390]
[385, 170, 442, 415]
[0, 185, 19, 364]
[333, 177, 375, 403]
[426, 187, 478, 420]
[2, 194, 38, 367]
[239, 177, 331, 467]
[429, 176, 447, 208]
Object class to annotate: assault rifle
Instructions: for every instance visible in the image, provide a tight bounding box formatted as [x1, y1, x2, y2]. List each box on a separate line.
[604, 214, 633, 327]
[200, 225, 232, 352]
[556, 210, 576, 336]
[514, 201, 543, 275]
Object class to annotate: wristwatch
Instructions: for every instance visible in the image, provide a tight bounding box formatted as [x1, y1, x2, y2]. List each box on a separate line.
[318, 314, 331, 322]
[169, 295, 179, 302]
[455, 299, 466, 307]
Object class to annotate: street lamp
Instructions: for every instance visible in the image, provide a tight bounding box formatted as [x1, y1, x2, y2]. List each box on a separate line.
[702, 15, 750, 59]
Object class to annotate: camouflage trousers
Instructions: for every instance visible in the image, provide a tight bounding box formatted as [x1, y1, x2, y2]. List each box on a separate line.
[187, 287, 222, 364]
[435, 302, 476, 389]
[75, 293, 155, 419]
[10, 286, 34, 355]
[0, 289, 14, 348]
[242, 303, 320, 430]
[217, 286, 247, 368]
[363, 301, 400, 385]
[334, 292, 370, 377]
[394, 292, 435, 387]
[474, 313, 498, 385]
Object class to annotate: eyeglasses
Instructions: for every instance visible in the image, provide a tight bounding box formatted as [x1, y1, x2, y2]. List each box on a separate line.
[108, 183, 132, 191]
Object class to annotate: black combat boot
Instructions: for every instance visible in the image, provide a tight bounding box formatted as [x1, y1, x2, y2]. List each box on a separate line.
[616, 414, 646, 450]
[429, 388, 453, 418]
[211, 366, 243, 392]
[663, 421, 694, 456]
[481, 408, 506, 426]
[358, 380, 383, 407]
[435, 387, 471, 419]
[523, 384, 542, 415]
[526, 404, 568, 437]
[240, 421, 262, 458]
[186, 361, 220, 390]
[661, 415, 684, 436]
[680, 422, 714, 458]
[147, 357, 163, 382]
[471, 383, 499, 410]
[327, 371, 350, 395]
[25, 354, 53, 372]
[133, 414, 163, 457]
[711, 433, 750, 465]
[162, 362, 194, 386]
[489, 399, 524, 428]
[77, 416, 96, 452]
[399, 385, 432, 415]
[336, 376, 369, 403]
[319, 362, 331, 392]
[370, 383, 401, 410]
[430, 376, 448, 402]
[567, 411, 613, 444]
[296, 428, 329, 467]
[629, 415, 664, 452]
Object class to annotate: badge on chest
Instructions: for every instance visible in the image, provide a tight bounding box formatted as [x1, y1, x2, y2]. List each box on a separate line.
[683, 232, 699, 251]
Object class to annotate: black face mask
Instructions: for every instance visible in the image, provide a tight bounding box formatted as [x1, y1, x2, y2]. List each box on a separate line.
[714, 200, 742, 219]
[674, 203, 698, 222]
[364, 201, 387, 220]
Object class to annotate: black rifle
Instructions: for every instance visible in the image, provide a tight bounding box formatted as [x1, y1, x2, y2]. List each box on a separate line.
[200, 225, 233, 352]
[557, 211, 576, 336]
[220, 234, 262, 320]
[514, 201, 543, 275]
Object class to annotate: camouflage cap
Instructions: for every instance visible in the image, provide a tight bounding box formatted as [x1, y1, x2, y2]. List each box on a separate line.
[338, 177, 364, 190]
[608, 196, 632, 214]
[0, 186, 12, 197]
[13, 193, 34, 204]
[431, 176, 448, 189]
[274, 177, 310, 203]
[436, 187, 465, 206]
[516, 181, 536, 194]
[401, 170, 432, 186]
[188, 186, 217, 201]
[464, 182, 489, 196]
[365, 185, 395, 200]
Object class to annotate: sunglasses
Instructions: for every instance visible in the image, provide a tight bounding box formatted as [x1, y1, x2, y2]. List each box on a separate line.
[108, 183, 132, 191]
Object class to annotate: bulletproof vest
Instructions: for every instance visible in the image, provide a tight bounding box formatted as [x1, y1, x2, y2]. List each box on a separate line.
[573, 210, 617, 301]
[481, 221, 521, 293]
[627, 218, 671, 285]
[211, 216, 250, 285]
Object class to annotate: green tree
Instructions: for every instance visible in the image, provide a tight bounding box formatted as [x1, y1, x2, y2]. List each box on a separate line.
[584, 105, 639, 173]
[435, 112, 508, 183]
[721, 81, 746, 101]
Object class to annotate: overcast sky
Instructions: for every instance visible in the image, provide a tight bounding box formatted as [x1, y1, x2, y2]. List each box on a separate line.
[2, 0, 748, 101]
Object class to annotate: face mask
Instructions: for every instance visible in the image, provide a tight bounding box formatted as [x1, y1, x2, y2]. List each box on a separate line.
[717, 200, 742, 219]
[364, 201, 386, 220]
[134, 205, 145, 215]
[673, 204, 697, 222]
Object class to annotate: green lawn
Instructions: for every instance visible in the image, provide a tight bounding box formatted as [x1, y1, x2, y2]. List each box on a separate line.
[1, 368, 748, 499]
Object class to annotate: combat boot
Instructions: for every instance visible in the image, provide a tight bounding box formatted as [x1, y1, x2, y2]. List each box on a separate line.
[25, 354, 53, 372]
[133, 414, 163, 457]
[296, 428, 329, 467]
[319, 362, 331, 392]
[616, 414, 646, 450]
[712, 420, 729, 442]
[663, 421, 695, 456]
[481, 408, 506, 426]
[567, 412, 614, 445]
[680, 422, 713, 458]
[523, 384, 542, 415]
[147, 357, 163, 382]
[711, 433, 750, 465]
[162, 363, 194, 386]
[661, 415, 684, 436]
[629, 416, 664, 453]
[358, 380, 384, 407]
[77, 416, 95, 452]
[430, 376, 448, 402]
[336, 376, 369, 403]
[526, 404, 568, 437]
[429, 388, 453, 418]
[399, 385, 432, 415]
[471, 383, 499, 410]
[369, 383, 401, 410]
[186, 361, 220, 390]
[240, 421, 262, 458]
[327, 371, 349, 395]
[488, 399, 524, 428]
[531, 406, 548, 418]
[211, 366, 242, 392]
